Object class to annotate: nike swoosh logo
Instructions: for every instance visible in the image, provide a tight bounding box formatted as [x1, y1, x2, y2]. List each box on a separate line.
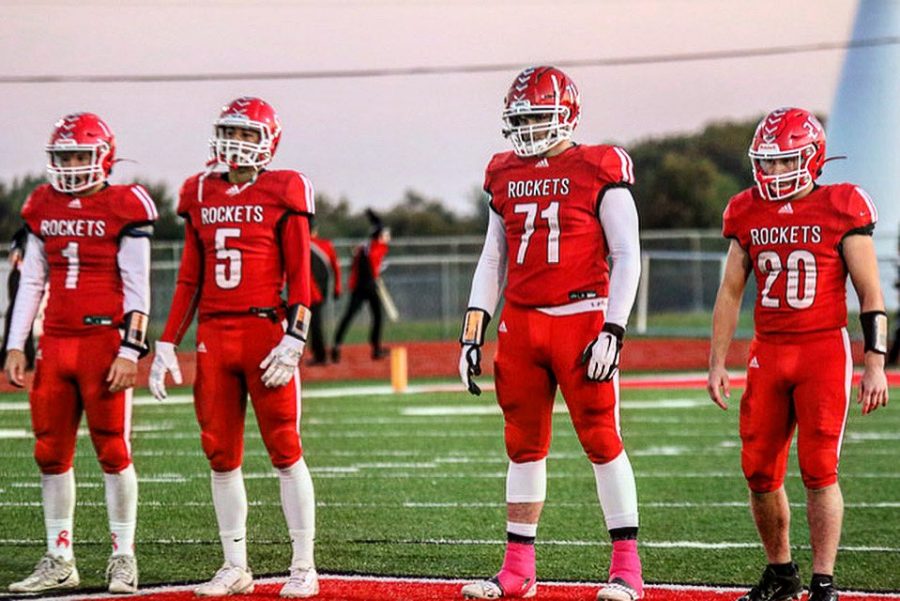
[57, 574, 71, 584]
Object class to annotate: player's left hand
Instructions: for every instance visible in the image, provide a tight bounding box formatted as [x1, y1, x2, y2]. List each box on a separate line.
[582, 323, 625, 382]
[459, 344, 483, 396]
[107, 357, 138, 393]
[858, 354, 889, 415]
[260, 335, 305, 388]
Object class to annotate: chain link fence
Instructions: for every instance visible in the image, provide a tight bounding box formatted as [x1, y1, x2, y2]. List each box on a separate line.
[1, 231, 897, 343]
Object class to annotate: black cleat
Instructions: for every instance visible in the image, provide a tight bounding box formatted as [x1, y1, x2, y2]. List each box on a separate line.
[736, 564, 803, 601]
[330, 347, 341, 363]
[808, 581, 838, 601]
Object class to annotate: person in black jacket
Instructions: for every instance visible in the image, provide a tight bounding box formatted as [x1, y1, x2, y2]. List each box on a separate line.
[332, 210, 390, 362]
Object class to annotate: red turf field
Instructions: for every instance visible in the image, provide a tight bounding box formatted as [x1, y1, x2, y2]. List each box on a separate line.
[41, 575, 900, 601]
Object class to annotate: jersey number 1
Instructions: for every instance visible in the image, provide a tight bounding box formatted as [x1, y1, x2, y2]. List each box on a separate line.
[514, 202, 560, 265]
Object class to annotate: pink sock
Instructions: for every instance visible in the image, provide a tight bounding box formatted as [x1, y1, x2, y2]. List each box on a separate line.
[496, 542, 536, 596]
[609, 539, 643, 595]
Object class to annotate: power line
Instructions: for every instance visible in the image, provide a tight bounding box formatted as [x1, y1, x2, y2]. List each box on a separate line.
[1, 36, 897, 85]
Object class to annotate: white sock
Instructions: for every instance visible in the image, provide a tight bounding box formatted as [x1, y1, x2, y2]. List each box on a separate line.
[42, 469, 76, 561]
[507, 521, 538, 538]
[211, 468, 248, 569]
[104, 464, 138, 557]
[277, 458, 315, 569]
[506, 458, 547, 504]
[593, 451, 639, 530]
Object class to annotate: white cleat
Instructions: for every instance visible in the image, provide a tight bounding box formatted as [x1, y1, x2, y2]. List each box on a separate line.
[461, 576, 537, 599]
[280, 565, 319, 598]
[194, 563, 254, 597]
[106, 554, 138, 594]
[9, 553, 80, 594]
[597, 577, 643, 600]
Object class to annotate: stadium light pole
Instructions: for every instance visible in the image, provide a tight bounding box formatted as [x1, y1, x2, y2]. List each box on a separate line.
[822, 0, 900, 310]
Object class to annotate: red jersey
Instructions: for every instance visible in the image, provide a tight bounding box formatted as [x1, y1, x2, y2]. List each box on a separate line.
[348, 239, 389, 293]
[723, 183, 878, 335]
[161, 170, 314, 344]
[485, 144, 635, 308]
[21, 184, 158, 337]
[310, 235, 341, 304]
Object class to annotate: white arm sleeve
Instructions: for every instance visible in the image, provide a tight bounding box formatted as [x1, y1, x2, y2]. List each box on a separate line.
[6, 233, 48, 352]
[466, 209, 507, 315]
[599, 187, 641, 328]
[116, 233, 152, 361]
[118, 234, 151, 315]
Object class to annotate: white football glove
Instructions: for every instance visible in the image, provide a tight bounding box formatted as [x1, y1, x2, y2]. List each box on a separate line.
[260, 335, 305, 388]
[459, 308, 490, 396]
[582, 323, 625, 382]
[149, 341, 183, 400]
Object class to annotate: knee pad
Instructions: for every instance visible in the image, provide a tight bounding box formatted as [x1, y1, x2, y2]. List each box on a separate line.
[34, 437, 74, 474]
[94, 436, 132, 474]
[265, 425, 302, 469]
[202, 432, 242, 472]
[504, 423, 549, 464]
[742, 451, 786, 494]
[799, 452, 838, 490]
[577, 424, 623, 465]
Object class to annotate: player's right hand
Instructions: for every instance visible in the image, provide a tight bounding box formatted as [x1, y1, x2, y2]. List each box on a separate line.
[3, 349, 26, 388]
[149, 341, 182, 400]
[459, 308, 490, 396]
[459, 344, 482, 396]
[706, 365, 730, 410]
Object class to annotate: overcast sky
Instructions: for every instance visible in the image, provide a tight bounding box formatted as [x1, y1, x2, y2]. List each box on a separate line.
[0, 0, 860, 213]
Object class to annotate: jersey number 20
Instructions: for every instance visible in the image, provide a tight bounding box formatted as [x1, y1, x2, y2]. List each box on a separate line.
[758, 249, 817, 309]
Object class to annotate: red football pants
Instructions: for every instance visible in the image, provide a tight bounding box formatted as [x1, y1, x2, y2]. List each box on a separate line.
[494, 304, 623, 464]
[194, 315, 303, 472]
[30, 329, 133, 474]
[740, 329, 852, 492]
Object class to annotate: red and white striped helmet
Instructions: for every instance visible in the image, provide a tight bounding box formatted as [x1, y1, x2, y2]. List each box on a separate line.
[502, 66, 581, 157]
[46, 113, 116, 193]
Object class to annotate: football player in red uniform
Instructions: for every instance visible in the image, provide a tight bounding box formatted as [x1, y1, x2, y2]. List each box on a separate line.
[4, 113, 156, 595]
[148, 97, 319, 598]
[459, 66, 644, 600]
[708, 107, 889, 601]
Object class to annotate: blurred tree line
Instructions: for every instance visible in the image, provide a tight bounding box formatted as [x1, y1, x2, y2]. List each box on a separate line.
[0, 117, 759, 242]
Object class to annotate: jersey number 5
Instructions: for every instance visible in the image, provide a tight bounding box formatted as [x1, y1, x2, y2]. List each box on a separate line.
[214, 228, 242, 289]
[758, 249, 816, 309]
[514, 202, 560, 265]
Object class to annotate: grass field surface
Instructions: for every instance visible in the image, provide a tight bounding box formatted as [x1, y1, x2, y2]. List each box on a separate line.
[0, 381, 897, 595]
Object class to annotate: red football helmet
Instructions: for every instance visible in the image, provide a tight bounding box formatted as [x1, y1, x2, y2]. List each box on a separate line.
[502, 66, 581, 157]
[209, 96, 282, 169]
[749, 107, 826, 201]
[46, 113, 116, 194]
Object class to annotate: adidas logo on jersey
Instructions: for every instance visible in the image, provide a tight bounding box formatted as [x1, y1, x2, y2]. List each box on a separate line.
[778, 202, 793, 215]
[197, 342, 207, 353]
[535, 158, 549, 168]
[749, 356, 759, 368]
[498, 321, 508, 333]
[67, 198, 82, 209]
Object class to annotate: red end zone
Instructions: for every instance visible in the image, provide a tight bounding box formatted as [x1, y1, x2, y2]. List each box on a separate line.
[44, 575, 900, 601]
